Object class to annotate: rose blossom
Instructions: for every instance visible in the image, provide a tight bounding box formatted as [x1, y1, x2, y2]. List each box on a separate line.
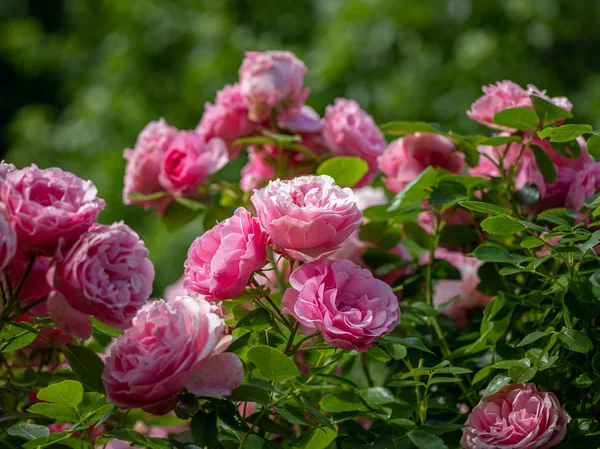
[123, 118, 177, 211]
[197, 83, 256, 158]
[378, 133, 464, 193]
[468, 80, 572, 130]
[239, 50, 309, 122]
[0, 208, 16, 271]
[461, 383, 570, 449]
[102, 296, 243, 415]
[159, 131, 228, 196]
[283, 259, 399, 351]
[7, 248, 51, 316]
[184, 207, 267, 300]
[0, 161, 16, 185]
[322, 98, 387, 187]
[278, 105, 322, 133]
[240, 147, 276, 192]
[428, 248, 492, 329]
[48, 222, 155, 330]
[46, 291, 93, 340]
[565, 160, 600, 210]
[251, 175, 363, 261]
[1, 165, 105, 256]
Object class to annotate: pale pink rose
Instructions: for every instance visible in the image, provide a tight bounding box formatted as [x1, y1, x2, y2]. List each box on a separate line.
[239, 50, 308, 122]
[163, 276, 188, 302]
[251, 175, 363, 261]
[322, 98, 386, 187]
[461, 383, 570, 449]
[378, 133, 464, 194]
[282, 259, 400, 351]
[159, 132, 228, 196]
[48, 222, 154, 330]
[240, 147, 275, 192]
[7, 248, 51, 316]
[102, 296, 243, 415]
[353, 186, 388, 211]
[123, 118, 177, 212]
[278, 105, 322, 133]
[0, 161, 16, 185]
[1, 165, 105, 256]
[428, 248, 492, 328]
[184, 207, 267, 300]
[47, 291, 93, 340]
[0, 208, 16, 271]
[467, 80, 572, 130]
[197, 83, 257, 158]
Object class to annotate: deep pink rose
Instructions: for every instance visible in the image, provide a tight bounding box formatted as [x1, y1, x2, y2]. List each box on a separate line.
[565, 160, 600, 211]
[184, 207, 267, 300]
[0, 208, 16, 271]
[159, 131, 228, 196]
[428, 248, 492, 329]
[102, 296, 243, 414]
[461, 383, 570, 449]
[123, 118, 177, 211]
[240, 147, 276, 192]
[47, 291, 93, 340]
[1, 165, 105, 256]
[239, 50, 308, 122]
[468, 80, 572, 130]
[378, 133, 464, 193]
[278, 105, 322, 133]
[49, 222, 154, 330]
[282, 259, 399, 351]
[197, 83, 257, 158]
[7, 248, 51, 316]
[251, 175, 363, 261]
[322, 98, 386, 187]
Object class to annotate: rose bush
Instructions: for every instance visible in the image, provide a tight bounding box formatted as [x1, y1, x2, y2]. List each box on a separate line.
[3, 50, 600, 449]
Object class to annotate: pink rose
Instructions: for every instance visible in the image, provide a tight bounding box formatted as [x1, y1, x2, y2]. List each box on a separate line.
[251, 175, 363, 261]
[197, 83, 257, 158]
[102, 296, 243, 415]
[0, 161, 16, 185]
[278, 105, 322, 133]
[239, 50, 308, 122]
[123, 119, 177, 211]
[47, 291, 93, 340]
[240, 147, 276, 192]
[378, 133, 464, 193]
[48, 222, 154, 330]
[1, 165, 105, 256]
[159, 131, 228, 196]
[282, 259, 399, 351]
[353, 186, 388, 211]
[0, 208, 16, 271]
[461, 383, 570, 449]
[184, 207, 267, 300]
[7, 248, 51, 316]
[429, 248, 492, 329]
[163, 276, 188, 302]
[565, 156, 600, 211]
[468, 80, 573, 130]
[322, 98, 386, 187]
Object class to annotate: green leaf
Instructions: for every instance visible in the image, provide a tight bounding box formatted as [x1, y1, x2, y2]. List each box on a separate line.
[315, 373, 359, 389]
[588, 135, 600, 162]
[362, 205, 390, 222]
[303, 426, 338, 449]
[558, 329, 593, 353]
[473, 245, 514, 263]
[530, 144, 557, 183]
[227, 384, 271, 405]
[472, 366, 493, 384]
[174, 196, 208, 211]
[403, 222, 432, 249]
[407, 430, 448, 449]
[481, 216, 525, 235]
[508, 366, 537, 383]
[262, 129, 302, 144]
[478, 135, 523, 146]
[521, 236, 545, 249]
[459, 200, 513, 216]
[517, 332, 547, 347]
[421, 421, 465, 435]
[160, 201, 203, 233]
[359, 387, 395, 407]
[492, 107, 539, 130]
[388, 166, 437, 211]
[37, 380, 83, 407]
[246, 345, 300, 382]
[235, 308, 270, 331]
[7, 424, 50, 441]
[531, 95, 573, 122]
[0, 324, 36, 352]
[191, 410, 218, 449]
[483, 374, 511, 398]
[27, 403, 78, 422]
[64, 344, 106, 394]
[438, 174, 488, 188]
[379, 121, 436, 135]
[316, 157, 368, 187]
[381, 336, 435, 354]
[91, 318, 123, 338]
[538, 124, 593, 142]
[319, 392, 367, 412]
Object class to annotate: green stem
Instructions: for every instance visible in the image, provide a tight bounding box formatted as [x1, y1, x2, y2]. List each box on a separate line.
[284, 321, 300, 355]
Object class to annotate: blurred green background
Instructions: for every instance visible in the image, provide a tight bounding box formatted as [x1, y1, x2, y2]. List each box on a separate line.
[2, 0, 600, 293]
